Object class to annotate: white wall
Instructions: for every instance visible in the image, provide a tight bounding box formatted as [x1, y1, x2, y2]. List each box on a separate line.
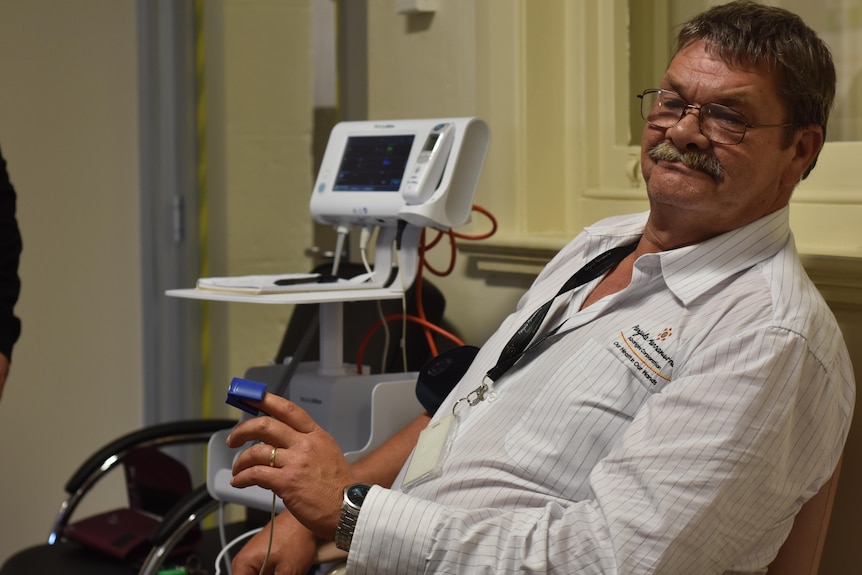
[0, 0, 143, 562]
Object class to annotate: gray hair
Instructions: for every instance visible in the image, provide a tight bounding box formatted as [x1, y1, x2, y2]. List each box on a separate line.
[676, 0, 835, 177]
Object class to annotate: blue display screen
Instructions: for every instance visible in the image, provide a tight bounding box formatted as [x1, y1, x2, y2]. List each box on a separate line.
[333, 135, 415, 191]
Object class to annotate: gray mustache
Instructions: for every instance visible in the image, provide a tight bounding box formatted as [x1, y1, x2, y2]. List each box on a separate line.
[648, 142, 724, 180]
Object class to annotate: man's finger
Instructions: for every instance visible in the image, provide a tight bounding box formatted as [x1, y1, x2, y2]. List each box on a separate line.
[230, 464, 280, 490]
[256, 393, 320, 433]
[226, 413, 294, 448]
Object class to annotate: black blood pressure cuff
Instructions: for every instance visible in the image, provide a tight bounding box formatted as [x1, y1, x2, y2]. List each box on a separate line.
[415, 345, 480, 415]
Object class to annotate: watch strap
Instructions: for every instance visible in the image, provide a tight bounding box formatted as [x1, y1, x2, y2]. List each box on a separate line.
[335, 483, 371, 551]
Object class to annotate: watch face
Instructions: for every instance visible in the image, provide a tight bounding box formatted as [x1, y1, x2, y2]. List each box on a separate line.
[347, 483, 370, 506]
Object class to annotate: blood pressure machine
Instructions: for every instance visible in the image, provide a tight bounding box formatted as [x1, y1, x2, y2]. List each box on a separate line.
[308, 117, 490, 291]
[168, 117, 490, 512]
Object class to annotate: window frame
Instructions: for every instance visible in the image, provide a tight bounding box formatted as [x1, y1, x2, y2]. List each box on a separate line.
[476, 0, 862, 259]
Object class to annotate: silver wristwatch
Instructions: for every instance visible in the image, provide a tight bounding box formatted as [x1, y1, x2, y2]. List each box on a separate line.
[335, 483, 371, 551]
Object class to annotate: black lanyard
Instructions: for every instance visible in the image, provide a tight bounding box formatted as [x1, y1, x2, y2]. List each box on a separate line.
[485, 241, 638, 383]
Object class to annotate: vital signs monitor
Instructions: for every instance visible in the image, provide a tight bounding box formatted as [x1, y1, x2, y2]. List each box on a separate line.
[309, 117, 490, 230]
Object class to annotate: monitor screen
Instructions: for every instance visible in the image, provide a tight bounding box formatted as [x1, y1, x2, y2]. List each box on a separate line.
[333, 135, 415, 192]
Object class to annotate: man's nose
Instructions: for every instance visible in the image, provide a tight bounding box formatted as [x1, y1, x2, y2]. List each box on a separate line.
[668, 107, 711, 149]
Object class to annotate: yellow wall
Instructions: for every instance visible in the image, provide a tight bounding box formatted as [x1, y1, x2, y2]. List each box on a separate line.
[0, 0, 142, 561]
[0, 0, 315, 562]
[202, 0, 314, 421]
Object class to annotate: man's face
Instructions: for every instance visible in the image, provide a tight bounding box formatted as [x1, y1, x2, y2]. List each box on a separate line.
[640, 40, 808, 242]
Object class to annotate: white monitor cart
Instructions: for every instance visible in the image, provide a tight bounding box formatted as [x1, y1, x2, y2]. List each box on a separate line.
[167, 276, 426, 513]
[167, 116, 490, 512]
[167, 207, 436, 514]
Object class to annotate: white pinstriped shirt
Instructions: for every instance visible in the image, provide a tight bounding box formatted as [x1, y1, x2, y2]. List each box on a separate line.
[348, 207, 855, 574]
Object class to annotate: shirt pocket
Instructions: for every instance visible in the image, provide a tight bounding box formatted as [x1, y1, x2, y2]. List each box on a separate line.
[503, 337, 656, 496]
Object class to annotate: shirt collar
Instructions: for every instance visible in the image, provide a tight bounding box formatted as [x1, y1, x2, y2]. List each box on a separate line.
[584, 206, 791, 306]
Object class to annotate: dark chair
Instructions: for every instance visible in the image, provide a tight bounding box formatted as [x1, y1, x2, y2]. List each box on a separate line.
[0, 419, 238, 575]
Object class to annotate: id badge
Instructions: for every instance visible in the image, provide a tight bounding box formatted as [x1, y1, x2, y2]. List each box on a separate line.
[402, 412, 459, 491]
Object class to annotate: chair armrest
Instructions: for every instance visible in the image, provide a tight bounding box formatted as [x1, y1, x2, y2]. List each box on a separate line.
[65, 419, 237, 494]
[49, 419, 237, 545]
[767, 456, 843, 574]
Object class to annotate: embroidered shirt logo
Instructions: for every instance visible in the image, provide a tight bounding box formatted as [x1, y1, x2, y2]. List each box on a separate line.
[611, 324, 675, 390]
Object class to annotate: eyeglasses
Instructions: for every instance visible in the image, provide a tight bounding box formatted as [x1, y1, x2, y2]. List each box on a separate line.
[637, 89, 796, 145]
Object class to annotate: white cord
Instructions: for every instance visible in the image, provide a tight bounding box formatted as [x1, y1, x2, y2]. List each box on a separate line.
[213, 492, 277, 575]
[360, 226, 391, 372]
[395, 247, 409, 372]
[218, 502, 232, 575]
[331, 225, 350, 277]
[214, 527, 264, 575]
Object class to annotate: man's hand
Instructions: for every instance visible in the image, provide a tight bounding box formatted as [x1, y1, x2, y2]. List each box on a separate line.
[231, 511, 318, 575]
[226, 393, 357, 540]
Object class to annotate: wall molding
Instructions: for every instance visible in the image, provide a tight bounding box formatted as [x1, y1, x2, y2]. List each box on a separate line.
[800, 254, 862, 307]
[460, 243, 862, 308]
[460, 241, 557, 281]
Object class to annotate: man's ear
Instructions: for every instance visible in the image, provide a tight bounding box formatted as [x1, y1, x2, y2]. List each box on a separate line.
[785, 124, 824, 185]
